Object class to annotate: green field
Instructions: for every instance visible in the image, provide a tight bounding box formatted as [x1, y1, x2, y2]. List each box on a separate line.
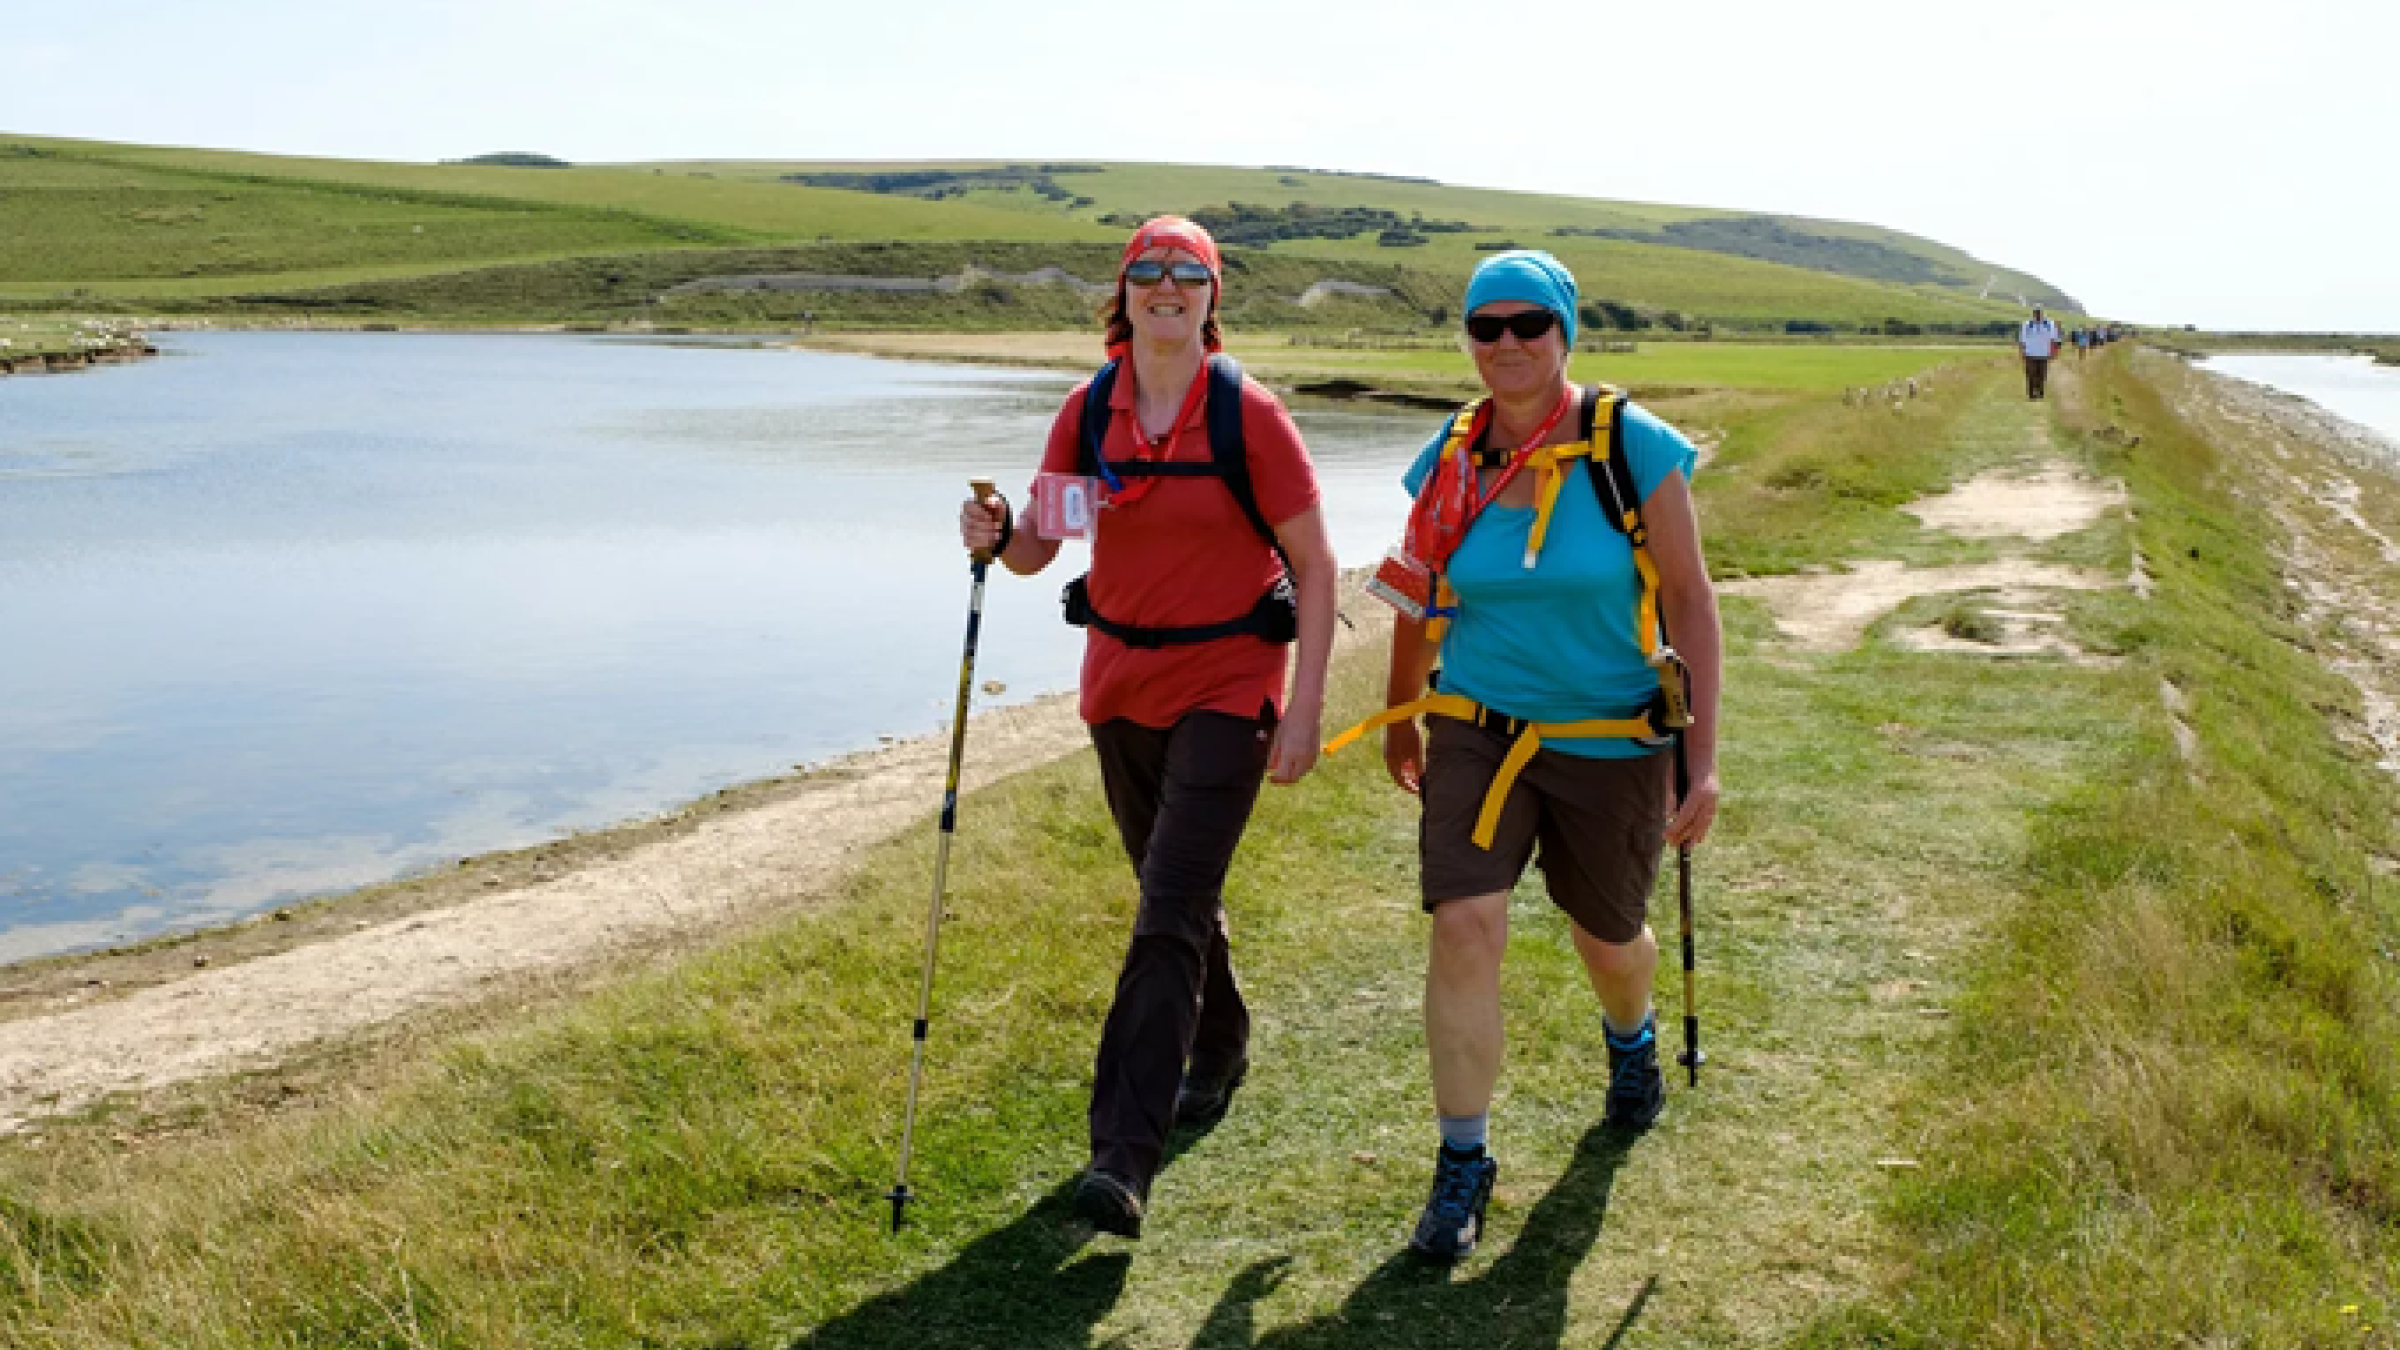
[1, 135, 2074, 332]
[0, 315, 147, 365]
[1254, 338, 1980, 394]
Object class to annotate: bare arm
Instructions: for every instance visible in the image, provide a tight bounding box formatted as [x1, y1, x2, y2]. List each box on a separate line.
[1267, 504, 1338, 785]
[1379, 613, 1437, 794]
[1644, 468, 1723, 847]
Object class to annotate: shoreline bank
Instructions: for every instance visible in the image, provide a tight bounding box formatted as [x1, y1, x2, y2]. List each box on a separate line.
[0, 688, 1091, 1128]
[0, 339, 158, 376]
[0, 582, 1396, 1130]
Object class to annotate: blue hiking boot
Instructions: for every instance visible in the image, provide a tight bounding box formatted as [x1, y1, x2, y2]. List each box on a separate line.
[1408, 1144, 1498, 1262]
[1604, 1017, 1665, 1132]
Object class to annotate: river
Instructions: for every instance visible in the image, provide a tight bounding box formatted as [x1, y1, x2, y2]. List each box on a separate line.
[2195, 349, 2400, 449]
[0, 331, 1442, 962]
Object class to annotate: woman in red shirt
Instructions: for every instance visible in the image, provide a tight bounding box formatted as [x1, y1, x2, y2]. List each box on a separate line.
[958, 217, 1338, 1237]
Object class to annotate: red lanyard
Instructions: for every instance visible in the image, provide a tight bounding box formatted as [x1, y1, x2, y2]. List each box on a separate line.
[1409, 386, 1574, 565]
[1464, 387, 1574, 514]
[1104, 365, 1212, 508]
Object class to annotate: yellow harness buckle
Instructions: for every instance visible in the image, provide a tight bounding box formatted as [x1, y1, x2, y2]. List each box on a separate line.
[1323, 692, 1660, 849]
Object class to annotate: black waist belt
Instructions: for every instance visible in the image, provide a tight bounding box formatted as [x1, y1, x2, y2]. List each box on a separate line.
[1062, 574, 1296, 649]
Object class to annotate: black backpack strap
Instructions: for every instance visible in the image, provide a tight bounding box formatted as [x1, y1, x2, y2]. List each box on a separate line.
[1081, 360, 1120, 486]
[1204, 354, 1294, 577]
[1583, 387, 1643, 540]
[1582, 387, 1675, 652]
[1058, 354, 1300, 649]
[1094, 356, 1287, 560]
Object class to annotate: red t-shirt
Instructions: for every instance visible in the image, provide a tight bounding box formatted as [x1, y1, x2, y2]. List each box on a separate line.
[1035, 367, 1321, 729]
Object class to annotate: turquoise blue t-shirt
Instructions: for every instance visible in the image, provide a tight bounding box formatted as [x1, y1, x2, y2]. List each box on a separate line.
[1400, 399, 1697, 759]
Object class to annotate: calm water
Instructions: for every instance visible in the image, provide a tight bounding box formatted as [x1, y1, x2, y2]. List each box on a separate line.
[2196, 350, 2400, 448]
[0, 332, 1441, 962]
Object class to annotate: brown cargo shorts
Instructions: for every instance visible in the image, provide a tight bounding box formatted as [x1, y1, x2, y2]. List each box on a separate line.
[1419, 713, 1670, 944]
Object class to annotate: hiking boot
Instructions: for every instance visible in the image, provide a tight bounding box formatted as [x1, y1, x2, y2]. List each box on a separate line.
[1408, 1145, 1498, 1262]
[1604, 1019, 1665, 1133]
[1174, 1058, 1248, 1131]
[1072, 1168, 1145, 1239]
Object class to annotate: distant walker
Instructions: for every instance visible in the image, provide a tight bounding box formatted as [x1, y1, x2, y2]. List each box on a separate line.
[2018, 306, 2063, 400]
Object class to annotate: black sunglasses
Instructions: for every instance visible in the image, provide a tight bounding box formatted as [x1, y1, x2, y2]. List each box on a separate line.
[1123, 259, 1215, 288]
[1465, 310, 1560, 344]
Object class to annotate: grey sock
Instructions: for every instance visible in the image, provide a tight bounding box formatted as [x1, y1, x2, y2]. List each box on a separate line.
[1604, 1007, 1656, 1044]
[1438, 1112, 1489, 1154]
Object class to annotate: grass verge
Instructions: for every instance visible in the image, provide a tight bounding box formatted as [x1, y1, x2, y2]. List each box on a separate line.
[1797, 350, 2400, 1348]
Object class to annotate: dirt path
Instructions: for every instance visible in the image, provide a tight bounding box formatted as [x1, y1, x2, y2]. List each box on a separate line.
[1721, 379, 2130, 653]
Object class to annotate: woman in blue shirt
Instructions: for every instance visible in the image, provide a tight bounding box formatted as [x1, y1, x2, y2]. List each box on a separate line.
[1371, 251, 1723, 1260]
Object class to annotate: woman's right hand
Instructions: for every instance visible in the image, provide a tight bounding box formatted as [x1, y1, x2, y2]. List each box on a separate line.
[1383, 719, 1425, 795]
[959, 492, 1007, 557]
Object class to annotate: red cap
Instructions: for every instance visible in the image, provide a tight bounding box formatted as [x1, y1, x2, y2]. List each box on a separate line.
[1113, 216, 1223, 356]
[1119, 215, 1221, 281]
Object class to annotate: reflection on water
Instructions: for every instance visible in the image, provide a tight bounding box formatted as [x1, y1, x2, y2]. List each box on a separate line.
[0, 332, 1441, 961]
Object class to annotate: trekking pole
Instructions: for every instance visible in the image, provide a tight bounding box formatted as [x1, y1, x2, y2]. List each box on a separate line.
[1671, 733, 1704, 1088]
[888, 477, 999, 1234]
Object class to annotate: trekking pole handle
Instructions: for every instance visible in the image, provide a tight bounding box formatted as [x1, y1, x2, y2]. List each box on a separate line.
[969, 477, 1000, 566]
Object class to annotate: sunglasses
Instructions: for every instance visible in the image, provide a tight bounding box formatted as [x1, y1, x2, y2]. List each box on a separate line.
[1464, 310, 1560, 344]
[1123, 259, 1216, 289]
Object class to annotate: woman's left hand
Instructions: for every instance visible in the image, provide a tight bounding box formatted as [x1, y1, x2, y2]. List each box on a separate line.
[1665, 754, 1719, 848]
[1267, 710, 1322, 785]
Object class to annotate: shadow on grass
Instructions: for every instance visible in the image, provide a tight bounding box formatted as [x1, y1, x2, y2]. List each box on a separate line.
[779, 1180, 1128, 1350]
[1193, 1122, 1646, 1350]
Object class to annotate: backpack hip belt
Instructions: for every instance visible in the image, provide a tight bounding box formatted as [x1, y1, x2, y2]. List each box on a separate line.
[1324, 690, 1675, 850]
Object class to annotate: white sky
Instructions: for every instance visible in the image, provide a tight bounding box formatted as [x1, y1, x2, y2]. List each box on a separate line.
[4, 0, 2392, 332]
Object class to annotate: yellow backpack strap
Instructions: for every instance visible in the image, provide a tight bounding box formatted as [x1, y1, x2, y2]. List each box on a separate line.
[1439, 398, 1485, 465]
[1581, 386, 1667, 658]
[1321, 695, 1440, 755]
[1522, 441, 1583, 567]
[1586, 387, 1692, 725]
[1522, 384, 1619, 568]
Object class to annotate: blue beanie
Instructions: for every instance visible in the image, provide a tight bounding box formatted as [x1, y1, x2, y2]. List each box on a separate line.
[1465, 250, 1580, 347]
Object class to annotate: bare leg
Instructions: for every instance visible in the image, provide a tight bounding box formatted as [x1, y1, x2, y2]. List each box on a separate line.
[1569, 921, 1658, 1032]
[1425, 891, 1511, 1117]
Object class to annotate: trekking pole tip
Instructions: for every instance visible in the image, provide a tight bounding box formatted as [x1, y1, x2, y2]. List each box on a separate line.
[887, 1184, 912, 1233]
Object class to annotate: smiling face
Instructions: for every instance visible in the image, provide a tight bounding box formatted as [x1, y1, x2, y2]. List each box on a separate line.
[1467, 300, 1569, 402]
[1121, 246, 1214, 351]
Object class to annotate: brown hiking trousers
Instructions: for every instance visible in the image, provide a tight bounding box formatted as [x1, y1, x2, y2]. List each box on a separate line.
[2023, 353, 2051, 399]
[1085, 707, 1273, 1188]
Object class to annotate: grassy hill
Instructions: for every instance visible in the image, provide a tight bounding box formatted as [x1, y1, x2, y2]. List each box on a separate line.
[649, 157, 2080, 324]
[0, 134, 2074, 334]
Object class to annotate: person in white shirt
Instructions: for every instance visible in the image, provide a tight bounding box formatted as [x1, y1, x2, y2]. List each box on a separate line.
[2018, 307, 2063, 400]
